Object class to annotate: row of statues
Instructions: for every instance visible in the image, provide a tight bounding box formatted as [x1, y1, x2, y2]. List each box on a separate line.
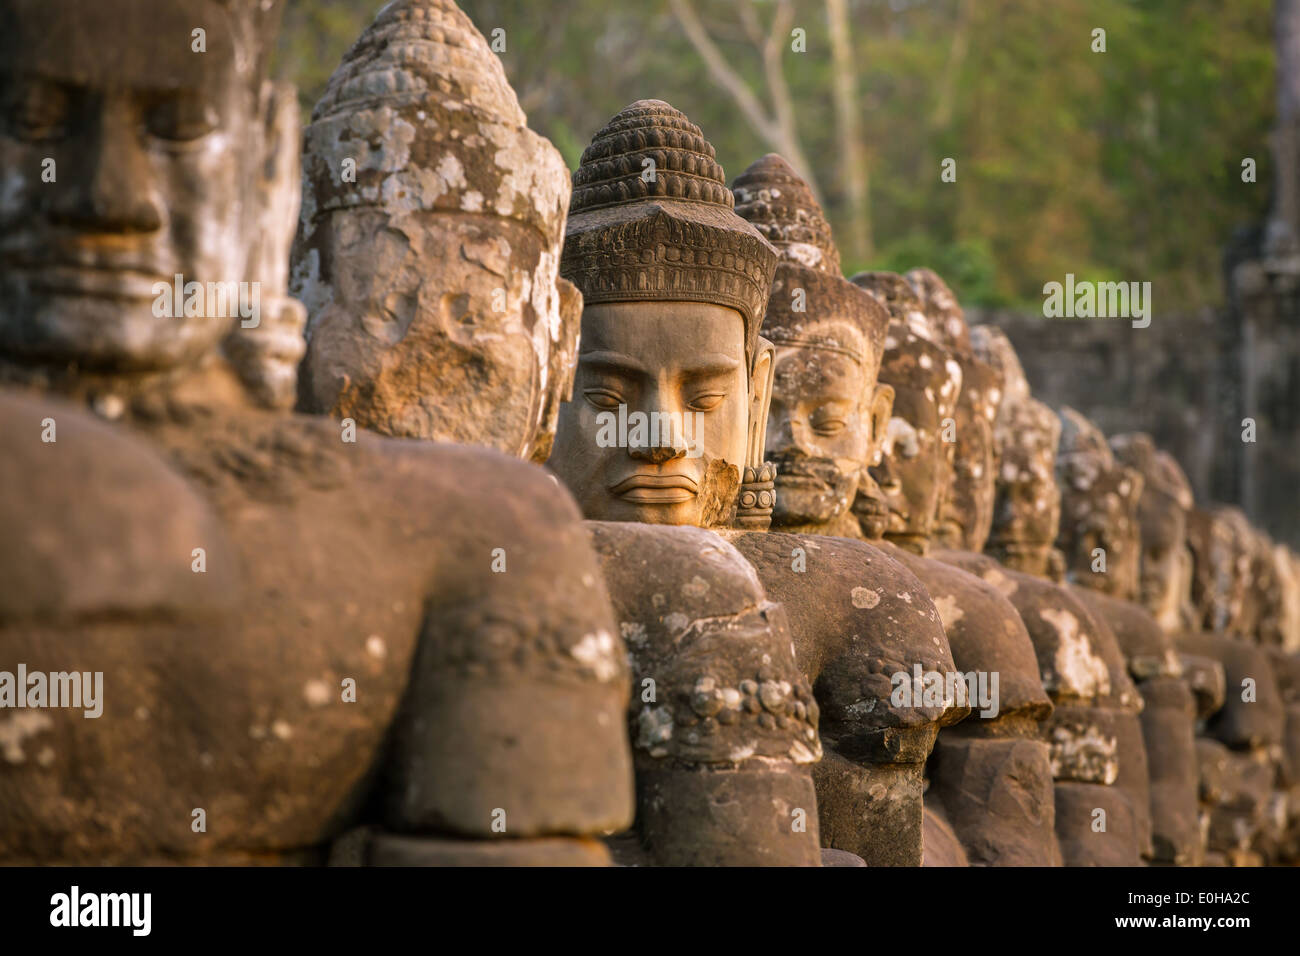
[1, 0, 1296, 867]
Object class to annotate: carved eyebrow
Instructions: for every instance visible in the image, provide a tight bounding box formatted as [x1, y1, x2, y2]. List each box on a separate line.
[579, 350, 648, 377]
[578, 352, 741, 379]
[679, 355, 742, 378]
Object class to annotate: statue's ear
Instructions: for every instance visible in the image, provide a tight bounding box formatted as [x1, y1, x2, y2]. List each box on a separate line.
[527, 278, 583, 463]
[866, 383, 894, 467]
[223, 81, 305, 410]
[746, 336, 776, 470]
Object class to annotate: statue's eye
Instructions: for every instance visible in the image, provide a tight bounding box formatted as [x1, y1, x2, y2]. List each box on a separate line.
[687, 391, 726, 413]
[145, 92, 218, 142]
[583, 388, 623, 411]
[811, 412, 847, 437]
[4, 77, 70, 141]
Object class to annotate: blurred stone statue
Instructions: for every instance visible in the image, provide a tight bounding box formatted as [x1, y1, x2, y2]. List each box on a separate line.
[847, 271, 1059, 866]
[0, 0, 634, 866]
[292, 0, 580, 463]
[728, 157, 969, 865]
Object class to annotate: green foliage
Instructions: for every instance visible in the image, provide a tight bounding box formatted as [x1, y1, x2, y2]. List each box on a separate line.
[277, 0, 1276, 311]
[868, 234, 1003, 307]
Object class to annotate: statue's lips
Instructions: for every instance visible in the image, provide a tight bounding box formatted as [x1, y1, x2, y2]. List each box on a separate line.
[19, 264, 166, 300]
[609, 473, 699, 503]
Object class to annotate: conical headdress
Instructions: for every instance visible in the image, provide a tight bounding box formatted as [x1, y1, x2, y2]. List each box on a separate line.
[301, 0, 568, 245]
[733, 154, 886, 373]
[562, 100, 778, 367]
[733, 154, 840, 275]
[906, 268, 970, 352]
[1111, 433, 1194, 510]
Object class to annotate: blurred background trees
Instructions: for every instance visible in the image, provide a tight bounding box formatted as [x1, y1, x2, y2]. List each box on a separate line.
[275, 0, 1276, 311]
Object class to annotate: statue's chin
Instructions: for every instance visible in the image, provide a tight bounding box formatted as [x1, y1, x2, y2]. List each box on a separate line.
[1, 294, 229, 372]
[597, 495, 703, 528]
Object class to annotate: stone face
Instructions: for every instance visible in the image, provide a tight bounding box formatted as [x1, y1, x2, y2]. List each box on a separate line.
[830, 276, 1059, 865]
[546, 112, 830, 866]
[1056, 408, 1145, 599]
[0, 0, 279, 379]
[729, 167, 976, 866]
[853, 282, 963, 555]
[0, 0, 636, 866]
[1111, 433, 1196, 634]
[550, 101, 779, 530]
[733, 154, 892, 538]
[972, 326, 1064, 580]
[293, 0, 579, 462]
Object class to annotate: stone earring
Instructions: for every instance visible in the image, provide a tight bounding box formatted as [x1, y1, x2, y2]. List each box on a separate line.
[735, 460, 777, 529]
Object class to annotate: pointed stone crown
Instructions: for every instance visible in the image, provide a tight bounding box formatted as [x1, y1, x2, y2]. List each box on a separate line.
[1057, 407, 1113, 469]
[734, 155, 885, 374]
[851, 271, 934, 339]
[906, 268, 970, 352]
[302, 0, 568, 244]
[562, 100, 778, 366]
[732, 154, 840, 274]
[1056, 408, 1143, 524]
[952, 350, 1004, 426]
[970, 324, 1030, 403]
[851, 271, 959, 407]
[1110, 433, 1194, 511]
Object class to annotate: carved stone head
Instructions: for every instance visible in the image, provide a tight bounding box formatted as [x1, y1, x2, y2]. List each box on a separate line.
[1110, 433, 1195, 633]
[851, 272, 961, 553]
[0, 0, 286, 380]
[1055, 408, 1144, 598]
[1186, 507, 1239, 633]
[549, 101, 779, 528]
[1274, 545, 1300, 652]
[1211, 505, 1256, 638]
[905, 271, 1003, 552]
[293, 0, 578, 461]
[731, 154, 891, 534]
[971, 326, 1064, 578]
[906, 267, 971, 353]
[938, 352, 1003, 552]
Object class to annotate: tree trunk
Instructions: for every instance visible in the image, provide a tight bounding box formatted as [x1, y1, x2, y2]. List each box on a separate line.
[826, 0, 871, 262]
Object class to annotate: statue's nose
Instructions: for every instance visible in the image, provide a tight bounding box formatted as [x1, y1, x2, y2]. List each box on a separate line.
[631, 443, 685, 465]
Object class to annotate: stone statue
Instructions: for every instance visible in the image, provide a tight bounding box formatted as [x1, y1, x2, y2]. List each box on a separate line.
[844, 272, 1059, 865]
[292, 0, 580, 463]
[1106, 432, 1205, 864]
[549, 104, 823, 865]
[725, 157, 968, 865]
[934, 328, 1146, 866]
[1184, 506, 1285, 865]
[0, 0, 635, 865]
[911, 276, 1002, 556]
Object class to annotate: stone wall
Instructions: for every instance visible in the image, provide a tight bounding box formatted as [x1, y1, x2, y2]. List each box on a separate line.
[969, 277, 1300, 549]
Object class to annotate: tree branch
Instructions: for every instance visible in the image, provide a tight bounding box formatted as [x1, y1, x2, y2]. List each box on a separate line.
[669, 0, 779, 144]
